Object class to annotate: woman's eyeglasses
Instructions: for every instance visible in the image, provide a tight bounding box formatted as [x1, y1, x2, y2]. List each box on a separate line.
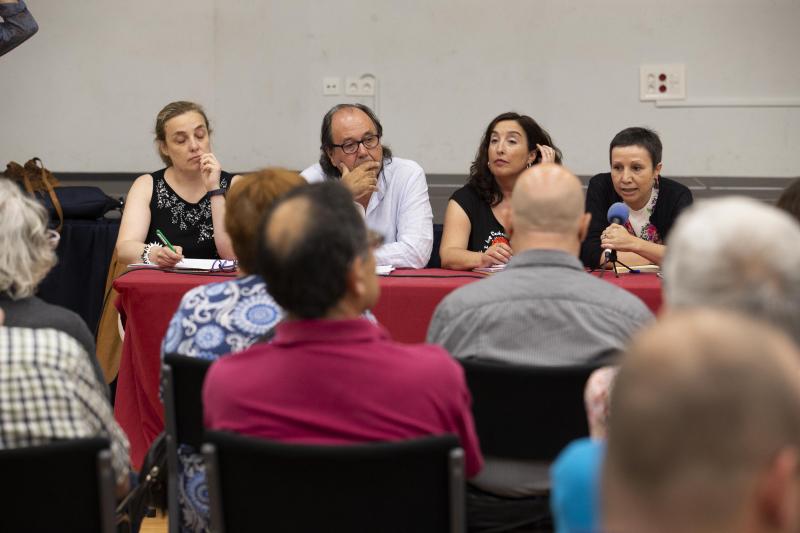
[210, 259, 238, 272]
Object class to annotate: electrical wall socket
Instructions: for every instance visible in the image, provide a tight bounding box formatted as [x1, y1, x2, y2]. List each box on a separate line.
[345, 77, 361, 96]
[640, 64, 686, 101]
[322, 77, 341, 96]
[359, 74, 376, 96]
[345, 74, 377, 96]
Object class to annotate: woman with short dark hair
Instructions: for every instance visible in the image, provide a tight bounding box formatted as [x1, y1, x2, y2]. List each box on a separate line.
[580, 127, 693, 268]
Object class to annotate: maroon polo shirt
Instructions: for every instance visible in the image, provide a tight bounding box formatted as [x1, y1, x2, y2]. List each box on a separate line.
[203, 318, 483, 477]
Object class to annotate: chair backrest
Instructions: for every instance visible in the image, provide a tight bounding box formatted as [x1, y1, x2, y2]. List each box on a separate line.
[461, 358, 601, 461]
[162, 353, 213, 449]
[162, 353, 213, 533]
[426, 223, 444, 268]
[203, 431, 465, 533]
[0, 437, 116, 533]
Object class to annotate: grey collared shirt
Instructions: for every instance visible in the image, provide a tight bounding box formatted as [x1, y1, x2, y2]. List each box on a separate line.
[428, 248, 653, 496]
[427, 249, 654, 366]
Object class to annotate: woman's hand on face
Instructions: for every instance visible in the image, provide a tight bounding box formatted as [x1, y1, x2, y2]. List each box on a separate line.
[537, 144, 557, 164]
[200, 153, 222, 191]
[480, 242, 513, 267]
[151, 245, 184, 268]
[600, 223, 638, 253]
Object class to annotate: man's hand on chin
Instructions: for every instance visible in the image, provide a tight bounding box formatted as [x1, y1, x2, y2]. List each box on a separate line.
[339, 161, 380, 203]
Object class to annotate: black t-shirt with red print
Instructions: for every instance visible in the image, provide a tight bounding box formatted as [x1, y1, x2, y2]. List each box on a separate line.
[451, 184, 509, 253]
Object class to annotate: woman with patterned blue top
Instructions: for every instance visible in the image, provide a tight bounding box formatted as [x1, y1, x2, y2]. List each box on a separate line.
[160, 167, 306, 532]
[116, 101, 240, 267]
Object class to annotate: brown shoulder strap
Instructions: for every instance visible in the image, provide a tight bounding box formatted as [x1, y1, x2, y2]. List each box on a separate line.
[31, 158, 64, 232]
[5, 161, 35, 194]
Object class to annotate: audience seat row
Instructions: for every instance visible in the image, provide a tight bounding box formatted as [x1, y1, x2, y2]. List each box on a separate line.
[161, 353, 598, 532]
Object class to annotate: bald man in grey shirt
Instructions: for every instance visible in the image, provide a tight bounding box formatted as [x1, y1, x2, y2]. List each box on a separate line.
[427, 165, 653, 523]
[428, 164, 653, 367]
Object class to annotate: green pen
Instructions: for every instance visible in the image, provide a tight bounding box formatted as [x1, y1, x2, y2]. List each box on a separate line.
[155, 229, 176, 253]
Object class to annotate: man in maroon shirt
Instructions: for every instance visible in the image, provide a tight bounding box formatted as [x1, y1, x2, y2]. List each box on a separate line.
[202, 181, 483, 478]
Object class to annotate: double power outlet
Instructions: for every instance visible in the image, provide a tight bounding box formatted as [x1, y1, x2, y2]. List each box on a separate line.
[639, 64, 686, 101]
[323, 74, 376, 96]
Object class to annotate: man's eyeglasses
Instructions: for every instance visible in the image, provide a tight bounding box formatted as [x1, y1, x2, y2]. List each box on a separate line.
[331, 134, 381, 155]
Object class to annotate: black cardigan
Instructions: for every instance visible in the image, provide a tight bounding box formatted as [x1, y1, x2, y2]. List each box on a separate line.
[580, 173, 693, 268]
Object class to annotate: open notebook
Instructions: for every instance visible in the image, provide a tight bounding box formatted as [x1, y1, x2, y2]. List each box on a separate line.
[473, 264, 506, 274]
[127, 259, 237, 272]
[607, 263, 660, 274]
[130, 259, 397, 275]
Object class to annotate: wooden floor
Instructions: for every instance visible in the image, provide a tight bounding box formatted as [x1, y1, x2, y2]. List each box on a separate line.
[140, 514, 167, 533]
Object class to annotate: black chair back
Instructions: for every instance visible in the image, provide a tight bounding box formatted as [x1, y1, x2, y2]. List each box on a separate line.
[162, 353, 213, 533]
[461, 359, 601, 461]
[0, 437, 116, 533]
[163, 354, 213, 449]
[426, 223, 444, 268]
[203, 431, 466, 533]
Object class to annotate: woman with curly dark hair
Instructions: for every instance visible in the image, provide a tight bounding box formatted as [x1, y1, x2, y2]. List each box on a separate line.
[440, 112, 561, 270]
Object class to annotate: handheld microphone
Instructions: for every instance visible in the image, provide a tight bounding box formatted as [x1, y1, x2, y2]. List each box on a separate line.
[604, 202, 630, 262]
[607, 202, 630, 226]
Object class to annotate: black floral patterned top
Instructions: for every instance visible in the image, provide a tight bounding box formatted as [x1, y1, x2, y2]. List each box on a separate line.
[144, 168, 232, 259]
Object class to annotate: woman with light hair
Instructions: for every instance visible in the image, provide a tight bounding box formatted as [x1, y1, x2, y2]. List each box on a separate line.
[0, 178, 105, 386]
[116, 101, 240, 267]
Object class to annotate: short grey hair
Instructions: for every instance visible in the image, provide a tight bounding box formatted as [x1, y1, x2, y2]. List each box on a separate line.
[0, 179, 57, 299]
[663, 196, 800, 344]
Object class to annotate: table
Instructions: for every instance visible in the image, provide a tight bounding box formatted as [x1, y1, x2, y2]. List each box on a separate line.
[114, 267, 662, 468]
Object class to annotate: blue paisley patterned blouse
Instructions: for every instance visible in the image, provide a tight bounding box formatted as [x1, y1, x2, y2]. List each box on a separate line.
[161, 274, 282, 533]
[162, 274, 281, 359]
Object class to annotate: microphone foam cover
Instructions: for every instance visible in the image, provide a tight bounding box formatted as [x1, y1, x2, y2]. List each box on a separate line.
[607, 202, 630, 224]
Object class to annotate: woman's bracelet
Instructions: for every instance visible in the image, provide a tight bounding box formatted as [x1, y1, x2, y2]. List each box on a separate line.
[141, 242, 159, 264]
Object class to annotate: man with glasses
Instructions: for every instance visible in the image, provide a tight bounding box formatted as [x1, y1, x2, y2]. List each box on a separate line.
[302, 103, 434, 268]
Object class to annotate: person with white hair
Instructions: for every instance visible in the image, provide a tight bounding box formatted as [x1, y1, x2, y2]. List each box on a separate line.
[0, 178, 105, 386]
[0, 326, 131, 496]
[663, 196, 800, 345]
[552, 195, 800, 532]
[603, 309, 800, 533]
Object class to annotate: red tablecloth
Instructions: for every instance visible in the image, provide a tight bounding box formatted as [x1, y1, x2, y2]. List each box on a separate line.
[113, 267, 662, 468]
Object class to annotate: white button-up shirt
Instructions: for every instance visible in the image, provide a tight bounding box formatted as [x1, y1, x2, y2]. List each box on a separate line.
[301, 157, 433, 268]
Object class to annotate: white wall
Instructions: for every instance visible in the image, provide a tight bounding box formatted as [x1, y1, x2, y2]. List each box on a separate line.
[2, 0, 798, 177]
